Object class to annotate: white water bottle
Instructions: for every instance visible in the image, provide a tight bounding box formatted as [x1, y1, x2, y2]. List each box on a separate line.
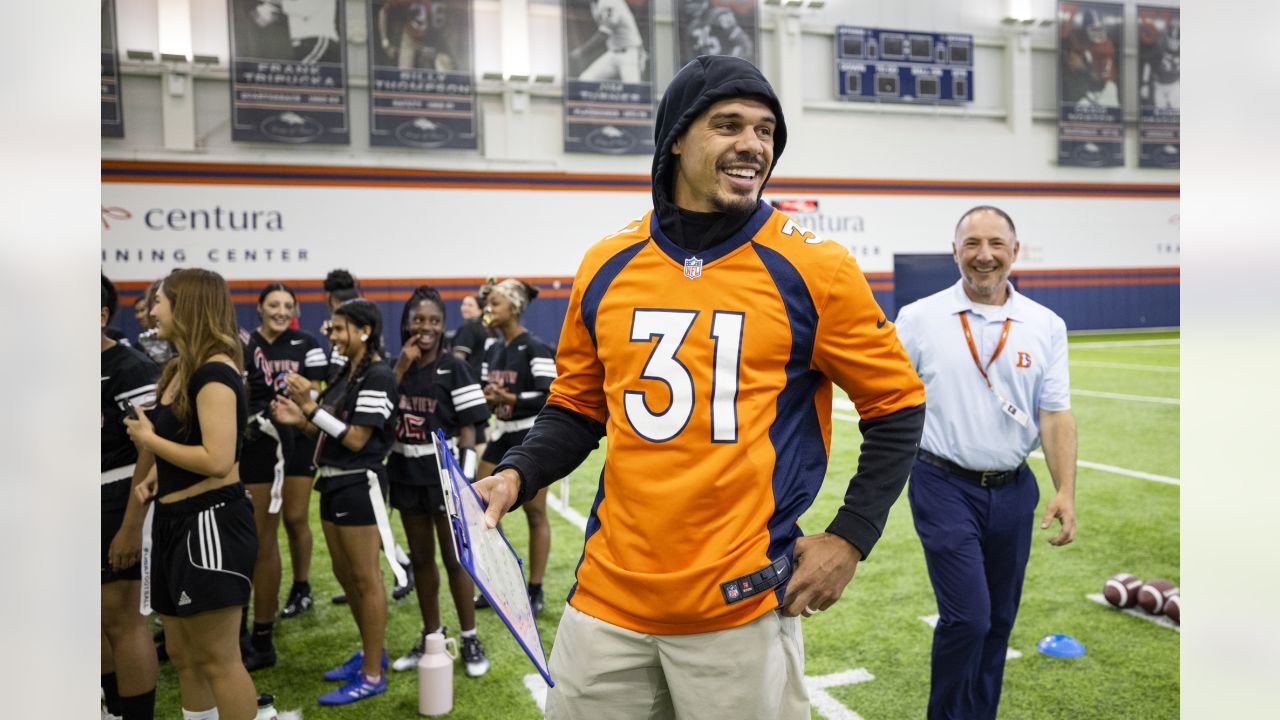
[418, 632, 458, 716]
[255, 693, 278, 720]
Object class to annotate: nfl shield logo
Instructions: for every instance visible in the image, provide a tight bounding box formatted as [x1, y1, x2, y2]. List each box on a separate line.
[683, 256, 703, 280]
[727, 584, 740, 600]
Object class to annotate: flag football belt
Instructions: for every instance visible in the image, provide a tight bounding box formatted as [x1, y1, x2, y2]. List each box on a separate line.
[249, 412, 286, 514]
[101, 463, 136, 485]
[720, 556, 792, 606]
[392, 439, 460, 459]
[489, 416, 536, 441]
[917, 449, 1025, 488]
[315, 466, 409, 588]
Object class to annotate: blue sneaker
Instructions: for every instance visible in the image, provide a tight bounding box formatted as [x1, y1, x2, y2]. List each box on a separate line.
[322, 650, 388, 682]
[319, 672, 387, 706]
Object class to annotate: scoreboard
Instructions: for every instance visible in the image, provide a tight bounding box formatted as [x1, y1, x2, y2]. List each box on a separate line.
[835, 26, 974, 104]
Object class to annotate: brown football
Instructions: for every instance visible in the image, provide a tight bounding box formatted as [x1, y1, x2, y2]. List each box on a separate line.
[1103, 573, 1144, 608]
[1163, 593, 1180, 624]
[1137, 579, 1176, 615]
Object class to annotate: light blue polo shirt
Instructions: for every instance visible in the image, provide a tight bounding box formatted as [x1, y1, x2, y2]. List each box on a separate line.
[895, 280, 1070, 472]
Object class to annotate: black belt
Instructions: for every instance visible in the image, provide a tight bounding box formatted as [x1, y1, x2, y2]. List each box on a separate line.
[917, 449, 1025, 488]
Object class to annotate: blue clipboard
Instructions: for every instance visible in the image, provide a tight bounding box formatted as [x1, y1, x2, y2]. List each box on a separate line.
[431, 431, 553, 686]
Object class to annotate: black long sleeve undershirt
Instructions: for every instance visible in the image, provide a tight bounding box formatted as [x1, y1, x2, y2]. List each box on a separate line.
[494, 404, 605, 510]
[826, 403, 926, 559]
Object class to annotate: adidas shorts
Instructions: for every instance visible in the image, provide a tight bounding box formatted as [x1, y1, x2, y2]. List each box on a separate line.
[390, 481, 446, 517]
[240, 420, 294, 485]
[319, 472, 388, 527]
[286, 429, 318, 477]
[102, 493, 141, 584]
[149, 484, 257, 617]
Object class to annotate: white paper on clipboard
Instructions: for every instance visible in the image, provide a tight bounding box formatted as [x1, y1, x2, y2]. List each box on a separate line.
[431, 431, 553, 685]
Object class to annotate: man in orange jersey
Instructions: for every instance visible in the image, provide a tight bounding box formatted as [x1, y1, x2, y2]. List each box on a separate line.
[474, 55, 926, 720]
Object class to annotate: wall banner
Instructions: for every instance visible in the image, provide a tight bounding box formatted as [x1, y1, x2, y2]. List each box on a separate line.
[1057, 1, 1124, 167]
[102, 0, 124, 138]
[674, 0, 758, 69]
[562, 0, 656, 155]
[1137, 5, 1179, 169]
[367, 0, 478, 150]
[226, 0, 350, 144]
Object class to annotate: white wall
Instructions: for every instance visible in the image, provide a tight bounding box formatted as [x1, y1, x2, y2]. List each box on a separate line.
[102, 0, 1180, 284]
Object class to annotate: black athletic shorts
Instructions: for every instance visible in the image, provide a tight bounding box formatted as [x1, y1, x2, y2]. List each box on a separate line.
[390, 482, 446, 517]
[318, 471, 387, 527]
[287, 429, 318, 477]
[149, 484, 257, 617]
[481, 427, 530, 465]
[240, 419, 294, 485]
[102, 487, 141, 584]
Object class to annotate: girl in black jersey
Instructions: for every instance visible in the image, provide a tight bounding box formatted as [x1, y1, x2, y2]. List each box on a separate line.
[387, 287, 491, 677]
[101, 275, 159, 720]
[123, 269, 258, 720]
[239, 283, 328, 669]
[271, 299, 400, 706]
[476, 278, 556, 614]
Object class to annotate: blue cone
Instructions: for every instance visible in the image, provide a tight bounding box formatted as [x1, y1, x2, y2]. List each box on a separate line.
[1036, 633, 1086, 658]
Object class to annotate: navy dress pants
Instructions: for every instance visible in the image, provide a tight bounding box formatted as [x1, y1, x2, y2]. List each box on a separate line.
[908, 458, 1039, 720]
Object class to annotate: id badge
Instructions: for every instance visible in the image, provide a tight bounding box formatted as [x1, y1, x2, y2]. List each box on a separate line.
[995, 393, 1034, 429]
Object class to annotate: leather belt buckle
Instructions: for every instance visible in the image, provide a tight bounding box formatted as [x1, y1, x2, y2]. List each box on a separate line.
[980, 471, 1002, 488]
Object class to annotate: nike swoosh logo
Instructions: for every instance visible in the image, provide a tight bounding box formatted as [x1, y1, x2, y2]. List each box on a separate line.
[518, 345, 528, 351]
[291, 339, 305, 345]
[437, 369, 452, 374]
[335, 512, 349, 517]
[101, 376, 110, 381]
[877, 318, 887, 329]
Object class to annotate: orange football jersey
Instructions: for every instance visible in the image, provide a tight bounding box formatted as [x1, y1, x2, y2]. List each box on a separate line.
[551, 203, 924, 635]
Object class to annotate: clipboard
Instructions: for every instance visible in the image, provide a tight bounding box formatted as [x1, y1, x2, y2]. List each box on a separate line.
[431, 431, 554, 686]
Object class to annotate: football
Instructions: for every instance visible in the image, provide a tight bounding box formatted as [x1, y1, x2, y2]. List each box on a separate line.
[1103, 573, 1144, 608]
[1163, 593, 1180, 624]
[1137, 579, 1176, 615]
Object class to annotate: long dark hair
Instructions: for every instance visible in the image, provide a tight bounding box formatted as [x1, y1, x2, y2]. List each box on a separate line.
[257, 281, 297, 306]
[319, 298, 383, 412]
[399, 285, 446, 348]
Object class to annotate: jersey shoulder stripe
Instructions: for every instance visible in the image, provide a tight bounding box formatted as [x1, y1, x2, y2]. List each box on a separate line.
[577, 213, 653, 345]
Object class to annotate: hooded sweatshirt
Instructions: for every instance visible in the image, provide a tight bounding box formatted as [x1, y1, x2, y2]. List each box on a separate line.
[651, 55, 789, 253]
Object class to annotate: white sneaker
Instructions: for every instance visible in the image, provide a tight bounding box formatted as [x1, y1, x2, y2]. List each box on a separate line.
[461, 635, 490, 678]
[391, 627, 437, 672]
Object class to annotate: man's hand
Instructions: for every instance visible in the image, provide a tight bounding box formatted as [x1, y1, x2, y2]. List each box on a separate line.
[472, 468, 522, 529]
[1041, 491, 1077, 546]
[779, 533, 862, 617]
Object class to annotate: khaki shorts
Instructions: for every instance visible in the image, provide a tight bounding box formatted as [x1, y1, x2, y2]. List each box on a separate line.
[545, 604, 809, 720]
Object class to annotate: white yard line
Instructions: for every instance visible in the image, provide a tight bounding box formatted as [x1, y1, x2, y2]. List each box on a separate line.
[1028, 452, 1180, 485]
[1071, 360, 1179, 373]
[1069, 339, 1180, 349]
[1086, 594, 1180, 632]
[806, 669, 876, 720]
[920, 615, 1022, 659]
[546, 491, 588, 532]
[1072, 388, 1180, 405]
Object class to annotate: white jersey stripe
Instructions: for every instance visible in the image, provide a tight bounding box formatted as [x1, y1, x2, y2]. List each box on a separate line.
[454, 397, 487, 412]
[114, 384, 158, 401]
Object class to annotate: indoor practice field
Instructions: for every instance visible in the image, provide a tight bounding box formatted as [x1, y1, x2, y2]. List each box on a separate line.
[151, 330, 1179, 719]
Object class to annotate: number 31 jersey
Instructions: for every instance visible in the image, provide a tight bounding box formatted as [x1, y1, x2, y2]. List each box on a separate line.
[551, 201, 925, 635]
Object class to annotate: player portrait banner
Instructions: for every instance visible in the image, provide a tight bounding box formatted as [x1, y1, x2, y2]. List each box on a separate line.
[102, 0, 124, 138]
[367, 0, 478, 150]
[562, 0, 656, 155]
[227, 0, 350, 144]
[1137, 6, 1179, 168]
[674, 0, 758, 68]
[1057, 1, 1124, 167]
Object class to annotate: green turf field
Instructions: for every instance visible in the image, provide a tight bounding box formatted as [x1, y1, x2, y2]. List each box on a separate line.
[152, 330, 1179, 719]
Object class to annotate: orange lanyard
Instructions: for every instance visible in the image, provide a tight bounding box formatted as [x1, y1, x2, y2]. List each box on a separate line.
[959, 312, 1012, 389]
